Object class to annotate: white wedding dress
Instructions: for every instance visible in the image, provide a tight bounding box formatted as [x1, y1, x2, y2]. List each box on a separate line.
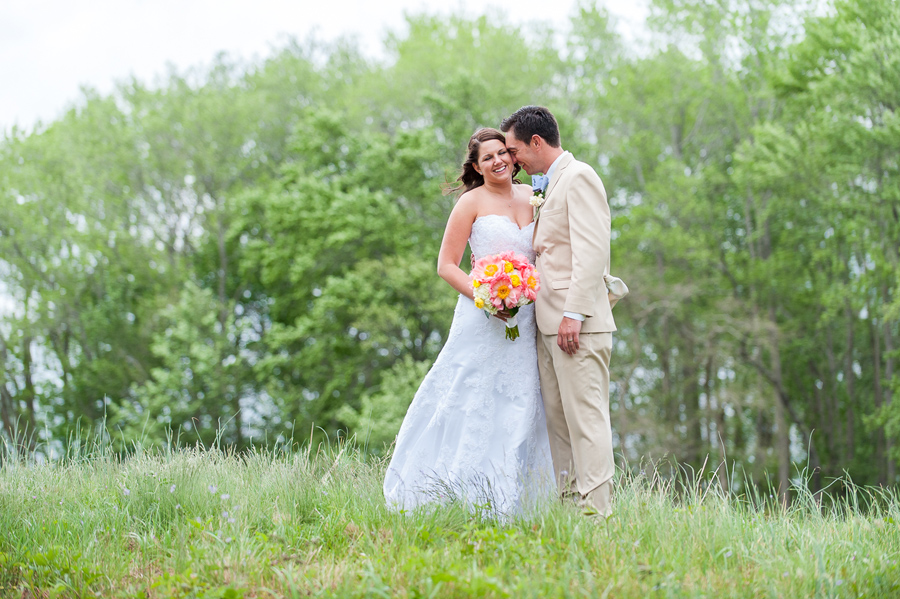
[383, 214, 554, 517]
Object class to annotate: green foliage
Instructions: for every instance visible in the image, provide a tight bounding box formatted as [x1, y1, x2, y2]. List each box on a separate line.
[336, 356, 434, 453]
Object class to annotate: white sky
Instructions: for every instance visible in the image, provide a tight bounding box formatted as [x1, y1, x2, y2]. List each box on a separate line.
[0, 0, 648, 132]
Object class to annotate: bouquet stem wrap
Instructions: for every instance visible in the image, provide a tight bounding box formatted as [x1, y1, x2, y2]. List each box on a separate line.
[505, 309, 520, 340]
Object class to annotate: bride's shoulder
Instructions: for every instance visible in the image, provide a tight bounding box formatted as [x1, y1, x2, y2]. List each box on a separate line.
[450, 189, 481, 221]
[455, 189, 476, 206]
[456, 187, 487, 208]
[514, 183, 534, 199]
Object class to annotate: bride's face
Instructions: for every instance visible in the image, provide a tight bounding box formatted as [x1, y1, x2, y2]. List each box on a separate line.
[474, 139, 514, 184]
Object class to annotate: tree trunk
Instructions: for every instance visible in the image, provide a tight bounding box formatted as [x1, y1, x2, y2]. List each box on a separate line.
[0, 335, 16, 446]
[22, 335, 37, 449]
[682, 337, 702, 467]
[769, 303, 790, 506]
[872, 312, 885, 484]
[843, 301, 855, 463]
[809, 361, 832, 473]
[216, 206, 243, 447]
[885, 308, 896, 483]
[825, 325, 843, 454]
[704, 356, 715, 455]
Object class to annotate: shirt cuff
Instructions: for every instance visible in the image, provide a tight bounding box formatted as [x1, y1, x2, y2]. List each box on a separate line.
[563, 311, 585, 321]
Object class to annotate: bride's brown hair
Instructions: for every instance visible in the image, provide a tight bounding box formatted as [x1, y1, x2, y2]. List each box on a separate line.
[445, 127, 521, 195]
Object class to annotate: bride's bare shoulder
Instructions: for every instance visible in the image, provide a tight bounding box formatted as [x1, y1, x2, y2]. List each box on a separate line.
[455, 187, 485, 207]
[514, 183, 534, 199]
[449, 189, 482, 221]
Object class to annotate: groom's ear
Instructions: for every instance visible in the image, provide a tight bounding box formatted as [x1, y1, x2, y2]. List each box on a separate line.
[531, 135, 542, 150]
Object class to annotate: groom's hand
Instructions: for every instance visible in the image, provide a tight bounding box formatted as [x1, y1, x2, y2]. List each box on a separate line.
[558, 317, 582, 355]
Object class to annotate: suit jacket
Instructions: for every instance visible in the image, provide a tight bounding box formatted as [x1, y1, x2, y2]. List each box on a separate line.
[532, 153, 617, 335]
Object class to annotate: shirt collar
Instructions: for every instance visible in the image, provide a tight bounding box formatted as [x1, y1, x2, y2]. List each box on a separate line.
[545, 151, 570, 182]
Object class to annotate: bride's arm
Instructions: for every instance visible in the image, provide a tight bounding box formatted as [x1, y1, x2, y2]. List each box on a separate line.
[437, 194, 477, 299]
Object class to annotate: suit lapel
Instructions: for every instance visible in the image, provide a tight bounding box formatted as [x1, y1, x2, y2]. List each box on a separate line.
[533, 153, 575, 244]
[543, 152, 573, 200]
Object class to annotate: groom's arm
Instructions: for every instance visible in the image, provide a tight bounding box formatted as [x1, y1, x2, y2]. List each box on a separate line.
[565, 167, 611, 318]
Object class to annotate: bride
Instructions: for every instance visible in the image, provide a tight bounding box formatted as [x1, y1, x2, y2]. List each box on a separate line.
[383, 128, 554, 516]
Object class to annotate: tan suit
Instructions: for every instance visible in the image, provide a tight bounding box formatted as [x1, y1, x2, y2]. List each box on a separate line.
[533, 153, 616, 516]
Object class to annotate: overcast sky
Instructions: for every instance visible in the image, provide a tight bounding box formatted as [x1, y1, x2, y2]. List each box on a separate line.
[1, 0, 648, 132]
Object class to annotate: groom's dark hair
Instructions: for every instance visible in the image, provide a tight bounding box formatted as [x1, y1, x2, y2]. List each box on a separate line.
[501, 105, 561, 148]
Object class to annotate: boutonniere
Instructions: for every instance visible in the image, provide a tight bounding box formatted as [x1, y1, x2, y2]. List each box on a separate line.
[531, 174, 549, 218]
[530, 190, 546, 218]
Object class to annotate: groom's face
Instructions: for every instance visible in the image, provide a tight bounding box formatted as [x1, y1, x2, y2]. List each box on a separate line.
[505, 130, 542, 175]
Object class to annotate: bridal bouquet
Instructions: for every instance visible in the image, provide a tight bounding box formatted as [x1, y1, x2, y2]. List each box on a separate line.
[470, 251, 540, 340]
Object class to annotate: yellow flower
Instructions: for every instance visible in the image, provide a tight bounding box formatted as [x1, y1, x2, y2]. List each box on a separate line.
[474, 298, 485, 309]
[473, 279, 481, 288]
[510, 274, 521, 287]
[504, 261, 514, 273]
[484, 264, 499, 276]
[527, 275, 537, 288]
[496, 284, 510, 300]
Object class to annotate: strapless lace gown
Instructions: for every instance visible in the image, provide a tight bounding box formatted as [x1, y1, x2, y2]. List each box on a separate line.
[383, 215, 554, 517]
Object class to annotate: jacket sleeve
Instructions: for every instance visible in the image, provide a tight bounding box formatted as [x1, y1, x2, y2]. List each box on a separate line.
[563, 167, 610, 317]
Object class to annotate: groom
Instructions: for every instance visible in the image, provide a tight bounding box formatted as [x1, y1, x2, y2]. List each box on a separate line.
[501, 106, 617, 517]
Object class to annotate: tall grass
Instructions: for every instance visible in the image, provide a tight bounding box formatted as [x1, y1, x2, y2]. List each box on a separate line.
[1, 433, 898, 598]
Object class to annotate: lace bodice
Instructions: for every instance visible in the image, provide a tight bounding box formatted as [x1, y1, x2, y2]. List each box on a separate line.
[469, 215, 536, 262]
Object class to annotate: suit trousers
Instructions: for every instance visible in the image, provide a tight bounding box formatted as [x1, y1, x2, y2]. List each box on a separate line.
[537, 331, 614, 517]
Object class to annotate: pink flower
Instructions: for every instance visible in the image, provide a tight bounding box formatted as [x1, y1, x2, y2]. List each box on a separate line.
[505, 285, 523, 307]
[489, 274, 513, 308]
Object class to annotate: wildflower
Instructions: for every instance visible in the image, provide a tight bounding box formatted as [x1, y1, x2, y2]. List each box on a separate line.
[175, 504, 181, 510]
[169, 485, 176, 493]
[228, 517, 236, 524]
[220, 493, 230, 501]
[123, 488, 131, 496]
[208, 485, 217, 494]
[222, 511, 229, 518]
[225, 537, 232, 543]
[724, 550, 733, 558]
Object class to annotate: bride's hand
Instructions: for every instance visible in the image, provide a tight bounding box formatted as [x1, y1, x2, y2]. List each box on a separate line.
[493, 309, 512, 322]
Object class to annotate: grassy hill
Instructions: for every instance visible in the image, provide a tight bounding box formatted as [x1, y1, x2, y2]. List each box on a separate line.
[1, 440, 898, 598]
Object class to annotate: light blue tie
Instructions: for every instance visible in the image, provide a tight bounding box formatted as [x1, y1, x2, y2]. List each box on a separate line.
[532, 174, 549, 193]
